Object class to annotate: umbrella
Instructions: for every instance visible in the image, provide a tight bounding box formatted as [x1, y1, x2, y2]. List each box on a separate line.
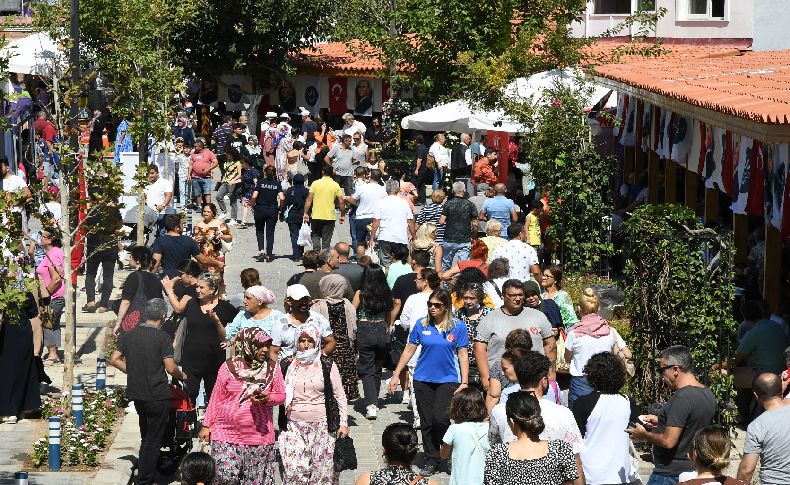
[400, 100, 527, 134]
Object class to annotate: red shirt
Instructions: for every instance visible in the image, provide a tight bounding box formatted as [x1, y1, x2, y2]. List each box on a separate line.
[42, 122, 57, 143]
[190, 149, 216, 178]
[34, 118, 48, 136]
[471, 159, 497, 187]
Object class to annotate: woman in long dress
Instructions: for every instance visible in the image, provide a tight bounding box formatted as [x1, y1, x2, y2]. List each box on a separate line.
[114, 118, 133, 164]
[311, 274, 359, 401]
[0, 293, 41, 423]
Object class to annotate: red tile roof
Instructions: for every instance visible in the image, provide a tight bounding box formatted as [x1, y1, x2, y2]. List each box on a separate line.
[594, 44, 790, 125]
[293, 41, 391, 76]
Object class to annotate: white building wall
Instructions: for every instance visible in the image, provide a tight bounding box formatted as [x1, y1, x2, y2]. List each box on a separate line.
[571, 0, 753, 40]
[752, 0, 790, 50]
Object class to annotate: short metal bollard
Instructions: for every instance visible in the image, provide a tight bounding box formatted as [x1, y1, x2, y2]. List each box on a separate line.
[72, 383, 84, 428]
[14, 471, 29, 485]
[96, 358, 107, 390]
[48, 416, 61, 471]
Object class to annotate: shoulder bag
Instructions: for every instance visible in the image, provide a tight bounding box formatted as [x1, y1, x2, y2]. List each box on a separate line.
[173, 315, 189, 364]
[120, 272, 148, 332]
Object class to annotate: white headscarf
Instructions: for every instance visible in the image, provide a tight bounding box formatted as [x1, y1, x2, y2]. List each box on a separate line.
[284, 323, 322, 408]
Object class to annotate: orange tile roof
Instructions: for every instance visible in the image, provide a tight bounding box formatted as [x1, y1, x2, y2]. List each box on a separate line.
[293, 41, 391, 76]
[594, 46, 790, 125]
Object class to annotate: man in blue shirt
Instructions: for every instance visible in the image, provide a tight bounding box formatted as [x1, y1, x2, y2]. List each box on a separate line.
[479, 183, 518, 237]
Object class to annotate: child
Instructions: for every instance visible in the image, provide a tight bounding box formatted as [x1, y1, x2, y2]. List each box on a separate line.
[238, 157, 260, 229]
[179, 451, 215, 485]
[525, 199, 543, 256]
[679, 425, 746, 484]
[440, 387, 490, 485]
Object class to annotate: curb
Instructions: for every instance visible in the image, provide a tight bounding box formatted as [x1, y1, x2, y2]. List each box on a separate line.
[92, 409, 140, 485]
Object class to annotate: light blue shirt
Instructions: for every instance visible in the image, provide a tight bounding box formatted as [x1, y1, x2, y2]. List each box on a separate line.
[225, 309, 284, 340]
[442, 422, 490, 485]
[481, 196, 515, 237]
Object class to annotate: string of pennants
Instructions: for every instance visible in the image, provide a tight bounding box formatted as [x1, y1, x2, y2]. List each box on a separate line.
[613, 93, 790, 237]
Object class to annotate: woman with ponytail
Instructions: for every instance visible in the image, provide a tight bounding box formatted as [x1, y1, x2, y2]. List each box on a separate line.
[355, 423, 439, 485]
[484, 391, 579, 485]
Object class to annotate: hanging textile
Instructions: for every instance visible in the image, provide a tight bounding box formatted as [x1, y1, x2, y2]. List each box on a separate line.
[731, 134, 751, 215]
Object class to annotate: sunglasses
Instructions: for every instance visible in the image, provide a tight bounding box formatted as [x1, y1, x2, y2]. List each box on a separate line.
[427, 302, 445, 308]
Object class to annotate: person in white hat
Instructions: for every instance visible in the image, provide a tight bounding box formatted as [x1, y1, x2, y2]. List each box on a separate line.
[301, 109, 317, 147]
[342, 112, 367, 137]
[268, 284, 336, 361]
[260, 114, 278, 166]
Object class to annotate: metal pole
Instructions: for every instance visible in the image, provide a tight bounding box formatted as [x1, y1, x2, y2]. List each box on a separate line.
[72, 383, 84, 428]
[48, 416, 61, 471]
[69, 0, 80, 152]
[96, 357, 106, 390]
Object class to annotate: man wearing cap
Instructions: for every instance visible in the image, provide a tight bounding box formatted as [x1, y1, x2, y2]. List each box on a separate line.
[469, 183, 493, 236]
[269, 284, 336, 362]
[188, 139, 219, 207]
[301, 110, 317, 147]
[342, 113, 366, 137]
[279, 113, 292, 133]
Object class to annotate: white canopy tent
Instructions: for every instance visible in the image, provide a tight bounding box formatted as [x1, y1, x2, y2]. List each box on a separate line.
[400, 69, 614, 134]
[4, 33, 63, 76]
[400, 100, 527, 133]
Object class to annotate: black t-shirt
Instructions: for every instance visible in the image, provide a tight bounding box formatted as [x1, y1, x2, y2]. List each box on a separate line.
[86, 207, 122, 254]
[414, 144, 428, 167]
[284, 186, 309, 224]
[121, 270, 164, 301]
[228, 135, 249, 159]
[332, 262, 364, 293]
[441, 198, 478, 243]
[255, 177, 283, 209]
[302, 120, 317, 146]
[181, 299, 238, 374]
[287, 271, 308, 287]
[653, 385, 717, 476]
[117, 323, 173, 401]
[151, 235, 201, 278]
[392, 272, 418, 319]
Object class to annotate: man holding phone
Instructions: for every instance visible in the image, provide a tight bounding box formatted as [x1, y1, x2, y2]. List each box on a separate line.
[625, 346, 717, 485]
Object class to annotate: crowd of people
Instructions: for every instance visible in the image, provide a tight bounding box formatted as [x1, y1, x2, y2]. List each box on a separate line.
[3, 102, 790, 485]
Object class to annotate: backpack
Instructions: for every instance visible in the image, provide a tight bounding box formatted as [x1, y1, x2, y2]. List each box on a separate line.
[120, 272, 148, 332]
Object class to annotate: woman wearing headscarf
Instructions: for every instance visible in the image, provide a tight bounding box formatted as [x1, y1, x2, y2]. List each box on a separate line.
[224, 285, 283, 342]
[279, 324, 349, 485]
[199, 327, 285, 485]
[311, 274, 359, 401]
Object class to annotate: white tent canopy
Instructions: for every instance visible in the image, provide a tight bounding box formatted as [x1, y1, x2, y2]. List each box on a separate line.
[400, 100, 527, 134]
[400, 69, 614, 134]
[4, 33, 63, 76]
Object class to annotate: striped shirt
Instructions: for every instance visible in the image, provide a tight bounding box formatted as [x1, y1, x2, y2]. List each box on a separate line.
[416, 202, 445, 243]
[212, 124, 232, 156]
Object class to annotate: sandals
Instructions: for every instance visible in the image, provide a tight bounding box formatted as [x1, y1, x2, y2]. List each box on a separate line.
[237, 223, 249, 229]
[43, 358, 61, 367]
[82, 303, 97, 313]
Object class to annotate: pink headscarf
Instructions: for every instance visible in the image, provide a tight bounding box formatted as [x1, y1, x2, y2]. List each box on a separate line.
[246, 285, 275, 305]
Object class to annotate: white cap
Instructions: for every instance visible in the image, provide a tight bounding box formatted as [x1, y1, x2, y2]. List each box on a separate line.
[287, 284, 311, 300]
[280, 113, 291, 120]
[299, 107, 310, 117]
[342, 113, 354, 120]
[264, 111, 277, 119]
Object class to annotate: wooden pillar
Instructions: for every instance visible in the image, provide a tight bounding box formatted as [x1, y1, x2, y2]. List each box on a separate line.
[684, 171, 697, 211]
[648, 151, 660, 204]
[704, 187, 719, 224]
[665, 161, 677, 203]
[635, 147, 647, 179]
[733, 213, 749, 264]
[623, 145, 635, 185]
[764, 225, 782, 313]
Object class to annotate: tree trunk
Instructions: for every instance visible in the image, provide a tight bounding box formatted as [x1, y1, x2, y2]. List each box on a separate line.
[60, 159, 75, 399]
[136, 137, 147, 246]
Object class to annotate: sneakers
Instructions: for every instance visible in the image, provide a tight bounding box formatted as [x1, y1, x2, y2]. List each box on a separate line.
[419, 464, 437, 477]
[366, 405, 378, 420]
[2, 416, 17, 424]
[401, 390, 410, 404]
[226, 219, 238, 226]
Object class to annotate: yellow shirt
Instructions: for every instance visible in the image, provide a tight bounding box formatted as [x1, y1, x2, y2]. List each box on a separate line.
[309, 176, 343, 220]
[526, 213, 541, 246]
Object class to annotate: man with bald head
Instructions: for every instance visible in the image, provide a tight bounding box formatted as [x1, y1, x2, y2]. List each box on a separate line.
[332, 242, 364, 292]
[480, 183, 518, 238]
[738, 372, 790, 484]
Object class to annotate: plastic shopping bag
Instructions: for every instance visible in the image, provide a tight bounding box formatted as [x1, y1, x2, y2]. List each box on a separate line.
[297, 222, 313, 249]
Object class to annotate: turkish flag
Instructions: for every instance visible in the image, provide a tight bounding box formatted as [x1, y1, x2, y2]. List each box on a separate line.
[747, 140, 765, 217]
[488, 130, 509, 183]
[328, 77, 347, 115]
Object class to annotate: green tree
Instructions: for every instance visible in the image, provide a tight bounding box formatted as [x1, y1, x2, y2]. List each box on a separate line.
[168, 0, 340, 83]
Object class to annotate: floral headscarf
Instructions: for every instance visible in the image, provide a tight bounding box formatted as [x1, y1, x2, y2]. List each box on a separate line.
[230, 327, 276, 405]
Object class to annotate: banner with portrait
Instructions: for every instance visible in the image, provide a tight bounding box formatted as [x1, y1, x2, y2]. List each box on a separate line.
[347, 77, 376, 117]
[274, 78, 298, 115]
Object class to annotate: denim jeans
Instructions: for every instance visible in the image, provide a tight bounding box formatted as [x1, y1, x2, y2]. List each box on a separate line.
[191, 177, 212, 196]
[432, 167, 446, 190]
[287, 222, 304, 260]
[646, 473, 679, 485]
[349, 207, 358, 252]
[568, 375, 594, 410]
[441, 241, 471, 271]
[354, 217, 374, 253]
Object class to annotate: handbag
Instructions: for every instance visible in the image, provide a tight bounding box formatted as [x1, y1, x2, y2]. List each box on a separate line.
[120, 272, 148, 332]
[364, 245, 380, 265]
[220, 237, 233, 253]
[333, 436, 358, 472]
[173, 316, 189, 364]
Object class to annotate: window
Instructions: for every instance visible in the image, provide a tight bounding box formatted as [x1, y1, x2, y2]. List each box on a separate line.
[688, 0, 726, 19]
[594, 0, 631, 14]
[637, 0, 656, 11]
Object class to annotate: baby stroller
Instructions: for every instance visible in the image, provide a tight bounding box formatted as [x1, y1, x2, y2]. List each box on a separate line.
[159, 381, 196, 466]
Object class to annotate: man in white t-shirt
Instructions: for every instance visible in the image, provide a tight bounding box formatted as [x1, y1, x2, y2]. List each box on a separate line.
[491, 222, 541, 282]
[144, 164, 173, 237]
[346, 169, 387, 257]
[342, 113, 367, 137]
[489, 351, 586, 484]
[370, 179, 415, 266]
